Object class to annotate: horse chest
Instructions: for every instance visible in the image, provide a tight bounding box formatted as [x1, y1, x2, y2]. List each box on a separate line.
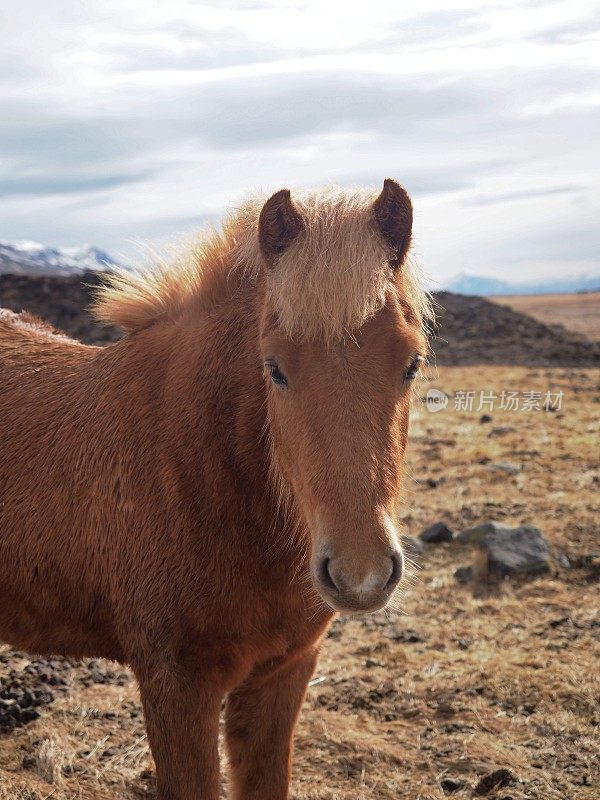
[239, 597, 333, 678]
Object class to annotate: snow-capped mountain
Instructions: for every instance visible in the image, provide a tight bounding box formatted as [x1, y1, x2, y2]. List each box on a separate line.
[0, 240, 122, 276]
[443, 271, 600, 296]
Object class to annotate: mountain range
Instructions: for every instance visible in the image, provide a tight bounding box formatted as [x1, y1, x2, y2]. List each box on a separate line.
[1, 239, 598, 295]
[0, 240, 122, 277]
[443, 271, 600, 296]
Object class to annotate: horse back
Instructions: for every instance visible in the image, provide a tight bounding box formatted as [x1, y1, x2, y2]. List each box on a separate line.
[0, 309, 116, 656]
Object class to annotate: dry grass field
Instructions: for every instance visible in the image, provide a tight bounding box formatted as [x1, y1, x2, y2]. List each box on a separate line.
[1, 363, 598, 800]
[490, 293, 600, 341]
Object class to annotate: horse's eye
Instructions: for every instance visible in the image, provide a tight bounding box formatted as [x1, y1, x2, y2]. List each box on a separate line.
[265, 360, 288, 388]
[404, 354, 422, 381]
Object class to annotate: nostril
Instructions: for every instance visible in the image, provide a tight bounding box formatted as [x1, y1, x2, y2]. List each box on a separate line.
[385, 553, 403, 591]
[318, 557, 339, 594]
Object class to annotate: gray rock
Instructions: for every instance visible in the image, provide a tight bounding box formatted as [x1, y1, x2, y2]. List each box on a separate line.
[401, 535, 424, 559]
[440, 777, 466, 793]
[483, 525, 550, 578]
[473, 768, 514, 795]
[488, 426, 516, 438]
[486, 462, 521, 475]
[455, 521, 551, 580]
[456, 520, 512, 545]
[420, 521, 454, 544]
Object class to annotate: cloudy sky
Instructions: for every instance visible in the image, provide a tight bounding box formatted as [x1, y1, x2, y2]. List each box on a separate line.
[1, 0, 599, 286]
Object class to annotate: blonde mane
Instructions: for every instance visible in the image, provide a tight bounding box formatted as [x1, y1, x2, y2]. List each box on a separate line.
[94, 187, 431, 341]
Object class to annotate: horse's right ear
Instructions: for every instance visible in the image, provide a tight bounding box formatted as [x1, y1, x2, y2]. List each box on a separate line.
[258, 189, 304, 266]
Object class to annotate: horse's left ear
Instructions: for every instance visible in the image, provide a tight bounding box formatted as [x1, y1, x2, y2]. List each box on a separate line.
[258, 189, 304, 266]
[373, 178, 413, 268]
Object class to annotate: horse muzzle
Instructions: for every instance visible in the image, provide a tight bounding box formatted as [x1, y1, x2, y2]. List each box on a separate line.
[312, 550, 403, 613]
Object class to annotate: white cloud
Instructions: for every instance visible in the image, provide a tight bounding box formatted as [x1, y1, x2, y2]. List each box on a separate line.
[0, 0, 599, 283]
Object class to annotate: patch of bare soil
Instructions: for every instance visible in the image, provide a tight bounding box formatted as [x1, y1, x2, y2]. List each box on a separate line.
[490, 292, 600, 342]
[1, 365, 598, 799]
[432, 292, 599, 367]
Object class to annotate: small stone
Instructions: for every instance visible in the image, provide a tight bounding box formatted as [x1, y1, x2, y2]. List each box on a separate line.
[486, 462, 520, 476]
[19, 691, 35, 709]
[480, 414, 492, 423]
[454, 565, 473, 583]
[488, 426, 516, 438]
[440, 777, 465, 793]
[20, 709, 40, 723]
[391, 629, 424, 643]
[548, 615, 571, 628]
[557, 552, 571, 569]
[420, 521, 454, 544]
[474, 768, 514, 795]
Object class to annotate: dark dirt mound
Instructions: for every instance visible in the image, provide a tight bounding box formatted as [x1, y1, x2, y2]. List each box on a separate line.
[0, 273, 598, 366]
[0, 271, 120, 345]
[432, 291, 599, 367]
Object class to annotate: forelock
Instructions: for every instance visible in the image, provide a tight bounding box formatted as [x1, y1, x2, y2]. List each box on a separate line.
[236, 188, 395, 341]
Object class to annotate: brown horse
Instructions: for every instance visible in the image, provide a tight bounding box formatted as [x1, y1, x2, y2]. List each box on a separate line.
[0, 179, 428, 799]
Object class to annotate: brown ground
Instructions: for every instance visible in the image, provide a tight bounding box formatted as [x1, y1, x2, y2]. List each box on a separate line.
[490, 293, 600, 341]
[1, 363, 598, 800]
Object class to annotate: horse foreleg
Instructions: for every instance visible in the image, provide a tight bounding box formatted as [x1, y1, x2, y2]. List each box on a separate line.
[225, 647, 318, 800]
[136, 665, 222, 800]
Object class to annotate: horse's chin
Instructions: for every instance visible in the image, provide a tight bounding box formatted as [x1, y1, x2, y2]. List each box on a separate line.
[314, 589, 393, 615]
